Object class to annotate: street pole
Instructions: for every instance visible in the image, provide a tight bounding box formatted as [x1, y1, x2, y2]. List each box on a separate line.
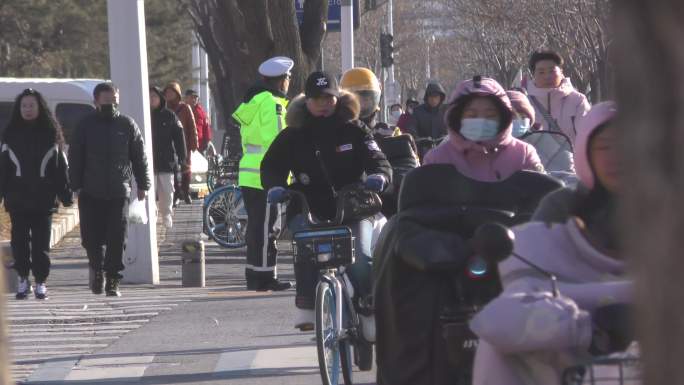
[384, 0, 396, 123]
[200, 49, 210, 119]
[107, 0, 159, 284]
[341, 0, 354, 71]
[192, 34, 201, 96]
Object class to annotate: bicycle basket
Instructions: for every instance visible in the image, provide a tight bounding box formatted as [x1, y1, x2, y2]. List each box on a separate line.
[562, 355, 641, 385]
[292, 227, 355, 269]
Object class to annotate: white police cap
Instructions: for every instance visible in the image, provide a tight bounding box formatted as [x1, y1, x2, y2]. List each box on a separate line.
[258, 56, 294, 77]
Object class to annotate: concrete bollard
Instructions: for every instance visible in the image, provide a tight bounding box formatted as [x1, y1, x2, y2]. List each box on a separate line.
[1, 241, 16, 293]
[181, 240, 205, 287]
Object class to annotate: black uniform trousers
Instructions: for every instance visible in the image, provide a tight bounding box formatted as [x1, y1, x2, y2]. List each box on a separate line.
[10, 210, 53, 283]
[78, 192, 129, 278]
[241, 187, 280, 285]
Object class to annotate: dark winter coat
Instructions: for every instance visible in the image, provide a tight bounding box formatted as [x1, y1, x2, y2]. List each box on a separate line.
[69, 111, 151, 200]
[261, 91, 392, 221]
[150, 87, 187, 173]
[408, 82, 448, 139]
[373, 164, 562, 385]
[374, 133, 419, 217]
[0, 125, 71, 213]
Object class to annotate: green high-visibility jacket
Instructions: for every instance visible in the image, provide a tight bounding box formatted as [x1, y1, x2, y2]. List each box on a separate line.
[232, 90, 288, 189]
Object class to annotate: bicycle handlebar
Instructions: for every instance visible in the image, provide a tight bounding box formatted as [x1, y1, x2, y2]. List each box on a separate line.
[283, 184, 369, 228]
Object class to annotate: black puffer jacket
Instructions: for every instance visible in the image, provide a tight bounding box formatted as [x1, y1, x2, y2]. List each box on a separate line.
[373, 164, 562, 385]
[408, 82, 448, 139]
[150, 87, 187, 173]
[261, 91, 392, 220]
[69, 110, 150, 199]
[374, 133, 419, 217]
[0, 125, 72, 212]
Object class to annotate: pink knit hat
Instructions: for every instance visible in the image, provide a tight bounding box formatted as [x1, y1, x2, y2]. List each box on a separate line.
[506, 90, 535, 126]
[574, 101, 617, 189]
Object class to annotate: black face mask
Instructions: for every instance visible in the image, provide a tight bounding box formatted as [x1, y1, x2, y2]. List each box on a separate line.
[98, 103, 118, 119]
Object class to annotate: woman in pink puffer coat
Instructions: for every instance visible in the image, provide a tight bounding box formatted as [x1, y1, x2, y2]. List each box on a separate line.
[469, 101, 635, 385]
[423, 76, 544, 181]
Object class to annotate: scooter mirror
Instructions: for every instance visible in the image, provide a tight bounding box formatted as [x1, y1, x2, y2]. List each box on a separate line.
[471, 223, 515, 264]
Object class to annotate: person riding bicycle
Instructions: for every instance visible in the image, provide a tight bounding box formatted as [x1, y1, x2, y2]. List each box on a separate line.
[470, 101, 634, 385]
[260, 71, 392, 336]
[509, 89, 577, 180]
[423, 76, 545, 180]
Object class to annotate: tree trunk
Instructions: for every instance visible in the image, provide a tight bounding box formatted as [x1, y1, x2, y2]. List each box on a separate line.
[181, 0, 327, 154]
[613, 2, 684, 384]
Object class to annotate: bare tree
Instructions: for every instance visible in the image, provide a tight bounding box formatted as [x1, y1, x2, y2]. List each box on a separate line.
[180, 0, 327, 148]
[614, 1, 684, 384]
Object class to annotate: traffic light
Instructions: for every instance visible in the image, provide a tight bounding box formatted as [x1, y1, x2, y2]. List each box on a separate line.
[380, 33, 394, 68]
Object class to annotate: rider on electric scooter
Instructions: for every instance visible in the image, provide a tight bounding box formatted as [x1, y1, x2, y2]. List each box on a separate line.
[470, 102, 634, 385]
[261, 71, 392, 339]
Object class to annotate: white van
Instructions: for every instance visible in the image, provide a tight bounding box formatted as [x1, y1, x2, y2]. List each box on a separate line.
[0, 78, 103, 143]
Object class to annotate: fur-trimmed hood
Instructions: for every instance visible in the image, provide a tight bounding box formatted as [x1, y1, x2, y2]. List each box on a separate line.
[285, 90, 361, 128]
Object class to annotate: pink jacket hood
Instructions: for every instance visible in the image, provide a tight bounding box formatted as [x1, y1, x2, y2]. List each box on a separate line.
[527, 77, 577, 98]
[574, 101, 617, 189]
[445, 76, 515, 152]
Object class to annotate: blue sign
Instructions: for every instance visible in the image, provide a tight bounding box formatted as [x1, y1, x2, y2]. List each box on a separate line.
[295, 0, 360, 32]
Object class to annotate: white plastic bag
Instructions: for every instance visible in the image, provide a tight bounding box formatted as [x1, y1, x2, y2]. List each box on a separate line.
[128, 198, 148, 225]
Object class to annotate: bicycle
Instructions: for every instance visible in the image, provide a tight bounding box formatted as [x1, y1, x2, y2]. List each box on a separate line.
[203, 184, 247, 249]
[562, 352, 641, 385]
[289, 185, 377, 385]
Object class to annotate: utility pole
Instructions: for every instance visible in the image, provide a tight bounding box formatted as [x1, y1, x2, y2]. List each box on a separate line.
[107, 0, 159, 284]
[341, 0, 354, 71]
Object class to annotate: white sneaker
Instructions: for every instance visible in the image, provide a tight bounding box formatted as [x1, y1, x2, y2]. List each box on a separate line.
[294, 308, 315, 331]
[163, 215, 173, 229]
[359, 314, 376, 343]
[35, 283, 48, 300]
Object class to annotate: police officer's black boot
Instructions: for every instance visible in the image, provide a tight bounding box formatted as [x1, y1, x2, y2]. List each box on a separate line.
[90, 269, 105, 295]
[105, 275, 121, 297]
[256, 278, 293, 292]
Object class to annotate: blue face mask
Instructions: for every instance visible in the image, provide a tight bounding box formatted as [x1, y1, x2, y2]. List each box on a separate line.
[512, 118, 531, 138]
[460, 118, 500, 141]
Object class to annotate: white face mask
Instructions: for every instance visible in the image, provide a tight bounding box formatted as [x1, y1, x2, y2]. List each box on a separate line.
[460, 118, 500, 142]
[391, 110, 402, 119]
[512, 118, 531, 138]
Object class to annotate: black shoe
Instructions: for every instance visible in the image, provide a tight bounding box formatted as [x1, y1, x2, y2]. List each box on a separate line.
[15, 277, 32, 300]
[90, 269, 105, 295]
[105, 276, 121, 297]
[183, 194, 192, 205]
[255, 278, 293, 292]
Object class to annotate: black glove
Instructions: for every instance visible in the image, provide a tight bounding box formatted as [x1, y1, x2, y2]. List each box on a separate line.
[589, 303, 634, 356]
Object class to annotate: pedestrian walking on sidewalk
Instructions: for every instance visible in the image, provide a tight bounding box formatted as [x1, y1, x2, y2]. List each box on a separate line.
[164, 82, 198, 205]
[150, 86, 187, 229]
[69, 83, 150, 297]
[0, 88, 73, 300]
[184, 89, 213, 153]
[232, 56, 294, 291]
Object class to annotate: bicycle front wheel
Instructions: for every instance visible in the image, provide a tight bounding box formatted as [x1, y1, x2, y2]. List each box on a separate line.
[316, 281, 351, 385]
[203, 186, 247, 248]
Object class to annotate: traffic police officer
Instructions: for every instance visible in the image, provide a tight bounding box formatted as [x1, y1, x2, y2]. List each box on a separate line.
[232, 56, 294, 291]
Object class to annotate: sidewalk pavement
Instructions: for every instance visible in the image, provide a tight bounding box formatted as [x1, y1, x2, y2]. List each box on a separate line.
[7, 202, 376, 385]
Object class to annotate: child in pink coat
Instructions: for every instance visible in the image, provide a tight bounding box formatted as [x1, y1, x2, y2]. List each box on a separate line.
[470, 102, 634, 385]
[423, 76, 544, 181]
